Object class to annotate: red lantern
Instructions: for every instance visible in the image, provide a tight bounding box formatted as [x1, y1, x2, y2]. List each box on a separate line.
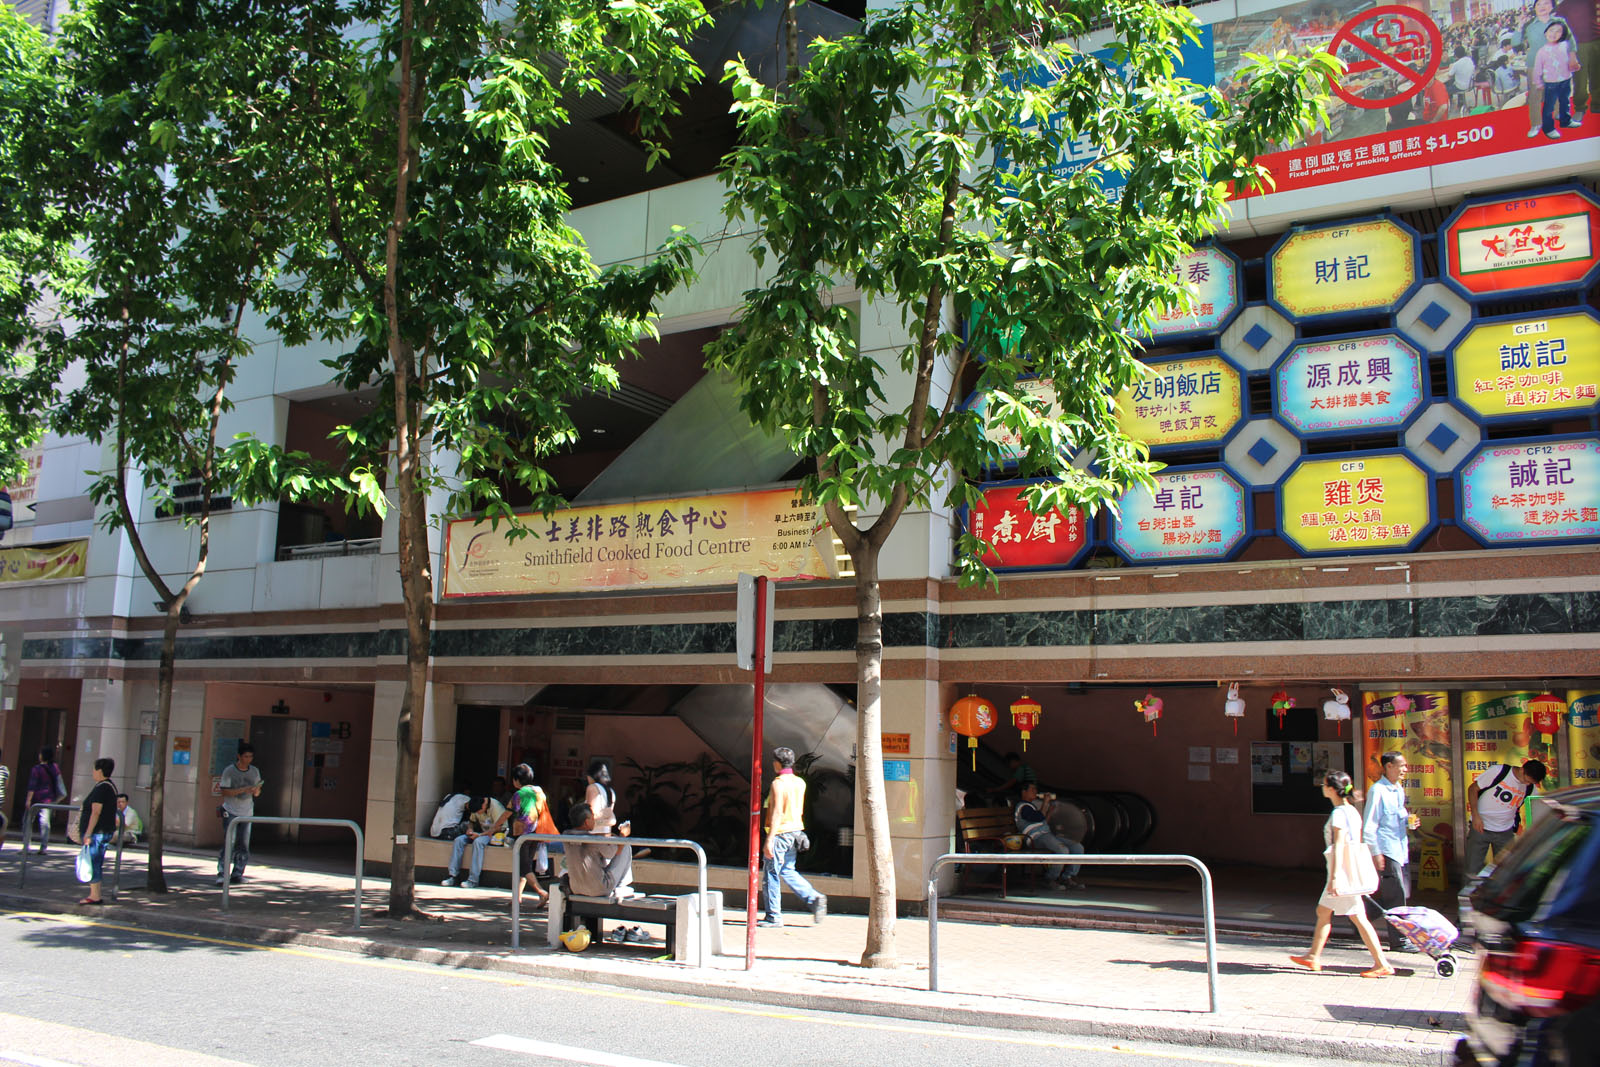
[949, 694, 997, 769]
[1270, 689, 1295, 730]
[1528, 692, 1566, 739]
[1010, 694, 1043, 751]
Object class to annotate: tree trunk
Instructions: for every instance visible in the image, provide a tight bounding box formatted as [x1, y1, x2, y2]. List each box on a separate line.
[851, 544, 898, 968]
[145, 605, 182, 893]
[388, 436, 432, 917]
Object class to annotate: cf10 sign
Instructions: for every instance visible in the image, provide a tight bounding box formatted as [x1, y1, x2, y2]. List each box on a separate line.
[1442, 188, 1600, 302]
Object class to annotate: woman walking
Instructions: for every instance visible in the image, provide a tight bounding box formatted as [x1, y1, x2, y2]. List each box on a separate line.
[74, 758, 118, 905]
[510, 764, 551, 909]
[25, 746, 65, 852]
[585, 758, 617, 836]
[1290, 771, 1394, 978]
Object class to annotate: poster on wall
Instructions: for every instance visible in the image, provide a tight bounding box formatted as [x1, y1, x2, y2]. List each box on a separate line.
[965, 482, 1089, 570]
[1113, 354, 1243, 450]
[1273, 332, 1426, 437]
[1363, 691, 1453, 855]
[1442, 188, 1600, 301]
[1110, 467, 1249, 564]
[1140, 247, 1244, 341]
[1460, 690, 1561, 788]
[1278, 451, 1433, 555]
[1251, 743, 1284, 784]
[1269, 218, 1420, 321]
[1570, 692, 1600, 786]
[1457, 436, 1600, 547]
[1449, 310, 1600, 423]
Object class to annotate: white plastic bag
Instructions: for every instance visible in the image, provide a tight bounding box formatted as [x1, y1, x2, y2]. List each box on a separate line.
[74, 843, 95, 883]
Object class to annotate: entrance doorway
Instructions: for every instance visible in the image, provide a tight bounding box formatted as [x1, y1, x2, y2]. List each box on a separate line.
[248, 716, 307, 843]
[14, 705, 73, 829]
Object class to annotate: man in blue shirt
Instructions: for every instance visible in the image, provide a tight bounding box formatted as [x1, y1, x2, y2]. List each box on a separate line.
[1363, 751, 1415, 951]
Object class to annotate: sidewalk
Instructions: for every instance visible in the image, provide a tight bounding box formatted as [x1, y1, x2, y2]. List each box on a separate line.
[0, 844, 1468, 1065]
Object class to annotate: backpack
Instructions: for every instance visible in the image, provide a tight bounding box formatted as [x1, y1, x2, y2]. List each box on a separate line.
[1485, 764, 1535, 829]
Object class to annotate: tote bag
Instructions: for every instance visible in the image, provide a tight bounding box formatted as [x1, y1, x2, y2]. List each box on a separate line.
[1328, 837, 1380, 897]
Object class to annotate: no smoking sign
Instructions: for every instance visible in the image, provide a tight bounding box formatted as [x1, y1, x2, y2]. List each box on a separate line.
[1329, 6, 1443, 110]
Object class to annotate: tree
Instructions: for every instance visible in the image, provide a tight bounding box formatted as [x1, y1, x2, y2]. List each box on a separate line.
[6, 0, 343, 890]
[257, 0, 709, 916]
[712, 0, 1335, 966]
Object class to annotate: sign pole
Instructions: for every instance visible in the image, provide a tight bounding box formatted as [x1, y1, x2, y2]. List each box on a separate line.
[745, 575, 768, 971]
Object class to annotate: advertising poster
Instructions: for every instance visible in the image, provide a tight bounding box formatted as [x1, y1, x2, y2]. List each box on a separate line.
[1457, 436, 1600, 545]
[965, 482, 1089, 570]
[1114, 354, 1243, 450]
[1141, 247, 1243, 340]
[443, 487, 839, 597]
[1279, 452, 1432, 554]
[1461, 690, 1561, 787]
[0, 539, 89, 585]
[1110, 467, 1249, 563]
[1443, 188, 1600, 300]
[1251, 743, 1284, 784]
[1450, 310, 1600, 421]
[1269, 219, 1419, 320]
[1569, 692, 1600, 786]
[1363, 690, 1453, 854]
[1274, 332, 1426, 436]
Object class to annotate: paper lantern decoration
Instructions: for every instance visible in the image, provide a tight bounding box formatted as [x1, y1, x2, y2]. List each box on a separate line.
[1322, 688, 1351, 735]
[1527, 692, 1566, 739]
[1270, 689, 1295, 729]
[1224, 683, 1246, 735]
[1136, 693, 1164, 737]
[1010, 693, 1044, 751]
[949, 694, 997, 769]
[1391, 693, 1413, 714]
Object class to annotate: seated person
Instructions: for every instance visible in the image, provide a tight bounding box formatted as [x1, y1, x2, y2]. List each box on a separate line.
[429, 789, 472, 840]
[441, 795, 507, 888]
[1015, 782, 1085, 891]
[113, 794, 144, 846]
[561, 801, 635, 901]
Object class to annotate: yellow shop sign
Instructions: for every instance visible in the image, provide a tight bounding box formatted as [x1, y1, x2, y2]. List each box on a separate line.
[1449, 311, 1600, 421]
[1269, 218, 1418, 321]
[1279, 453, 1431, 555]
[1114, 354, 1242, 449]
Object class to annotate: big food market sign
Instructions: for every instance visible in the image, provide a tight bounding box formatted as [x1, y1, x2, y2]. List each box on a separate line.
[1279, 452, 1432, 555]
[1448, 311, 1600, 423]
[443, 487, 839, 597]
[1442, 188, 1600, 301]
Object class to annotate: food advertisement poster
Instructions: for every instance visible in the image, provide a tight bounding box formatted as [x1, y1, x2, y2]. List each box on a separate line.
[1363, 690, 1453, 852]
[1461, 690, 1561, 788]
[1570, 692, 1600, 786]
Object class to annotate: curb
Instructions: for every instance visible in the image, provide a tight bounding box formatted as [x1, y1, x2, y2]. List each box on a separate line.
[0, 889, 1459, 1065]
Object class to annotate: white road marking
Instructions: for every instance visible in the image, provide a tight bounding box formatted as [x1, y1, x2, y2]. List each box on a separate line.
[471, 1034, 689, 1067]
[2, 1053, 81, 1067]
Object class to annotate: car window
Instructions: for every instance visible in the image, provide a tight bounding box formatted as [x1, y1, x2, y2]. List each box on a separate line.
[1473, 811, 1595, 923]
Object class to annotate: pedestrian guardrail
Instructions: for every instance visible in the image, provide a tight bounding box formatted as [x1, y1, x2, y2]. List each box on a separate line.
[19, 803, 127, 898]
[508, 832, 711, 966]
[220, 816, 365, 929]
[926, 852, 1220, 1012]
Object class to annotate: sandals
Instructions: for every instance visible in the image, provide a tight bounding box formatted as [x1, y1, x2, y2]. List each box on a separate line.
[1288, 955, 1321, 972]
[78, 898, 104, 906]
[1361, 966, 1396, 978]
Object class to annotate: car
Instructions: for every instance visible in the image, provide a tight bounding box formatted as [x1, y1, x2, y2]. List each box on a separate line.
[1457, 783, 1600, 1067]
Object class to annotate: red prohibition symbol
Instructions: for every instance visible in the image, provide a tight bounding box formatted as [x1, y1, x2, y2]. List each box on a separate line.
[1328, 6, 1444, 110]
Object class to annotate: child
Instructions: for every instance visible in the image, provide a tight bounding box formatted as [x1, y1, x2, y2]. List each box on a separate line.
[1534, 19, 1578, 138]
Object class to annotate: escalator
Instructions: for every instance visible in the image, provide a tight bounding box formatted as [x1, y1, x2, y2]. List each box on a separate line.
[962, 739, 1159, 853]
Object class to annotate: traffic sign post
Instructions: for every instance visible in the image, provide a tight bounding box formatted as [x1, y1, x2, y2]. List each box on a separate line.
[738, 573, 771, 970]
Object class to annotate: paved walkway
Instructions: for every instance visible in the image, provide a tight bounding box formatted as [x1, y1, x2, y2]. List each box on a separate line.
[0, 843, 1468, 1064]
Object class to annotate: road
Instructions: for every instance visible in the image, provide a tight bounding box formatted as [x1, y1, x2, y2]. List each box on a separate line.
[1, 908, 1392, 1067]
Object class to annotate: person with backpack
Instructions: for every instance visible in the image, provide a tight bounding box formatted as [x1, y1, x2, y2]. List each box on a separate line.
[509, 764, 554, 908]
[1465, 759, 1547, 875]
[1014, 782, 1085, 890]
[25, 745, 67, 853]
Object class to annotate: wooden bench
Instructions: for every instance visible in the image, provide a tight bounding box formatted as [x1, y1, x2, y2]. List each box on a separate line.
[956, 805, 1025, 898]
[549, 884, 725, 962]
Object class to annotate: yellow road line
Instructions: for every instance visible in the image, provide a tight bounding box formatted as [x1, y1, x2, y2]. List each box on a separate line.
[0, 909, 1285, 1065]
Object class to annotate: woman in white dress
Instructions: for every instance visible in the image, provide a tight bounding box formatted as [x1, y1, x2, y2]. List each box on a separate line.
[1290, 771, 1393, 977]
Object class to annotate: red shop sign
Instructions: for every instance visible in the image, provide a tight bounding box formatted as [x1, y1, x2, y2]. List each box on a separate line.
[1442, 188, 1600, 302]
[966, 483, 1089, 571]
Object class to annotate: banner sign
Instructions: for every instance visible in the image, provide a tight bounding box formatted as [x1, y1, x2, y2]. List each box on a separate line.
[1279, 452, 1432, 554]
[1114, 354, 1242, 450]
[976, 377, 1063, 468]
[1268, 218, 1418, 321]
[1141, 247, 1243, 341]
[1363, 691, 1453, 855]
[0, 538, 88, 585]
[1110, 467, 1248, 563]
[1458, 436, 1600, 547]
[1461, 690, 1560, 788]
[1571, 693, 1600, 786]
[966, 482, 1089, 571]
[0, 445, 44, 510]
[1442, 188, 1600, 301]
[443, 487, 838, 597]
[1274, 332, 1425, 437]
[1449, 310, 1600, 422]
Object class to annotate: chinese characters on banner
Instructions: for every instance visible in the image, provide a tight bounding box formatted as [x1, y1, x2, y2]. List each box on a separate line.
[1274, 333, 1424, 436]
[1443, 189, 1600, 300]
[1278, 453, 1431, 554]
[1269, 219, 1417, 320]
[0, 538, 88, 585]
[1449, 311, 1600, 421]
[978, 377, 1064, 467]
[1142, 247, 1243, 340]
[1363, 691, 1453, 856]
[1457, 437, 1600, 546]
[1114, 355, 1242, 449]
[965, 483, 1089, 570]
[442, 487, 838, 597]
[1111, 467, 1247, 563]
[1461, 691, 1562, 789]
[1570, 694, 1600, 786]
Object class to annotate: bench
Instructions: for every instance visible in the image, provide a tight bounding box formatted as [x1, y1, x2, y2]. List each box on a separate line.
[548, 884, 724, 963]
[955, 805, 1027, 899]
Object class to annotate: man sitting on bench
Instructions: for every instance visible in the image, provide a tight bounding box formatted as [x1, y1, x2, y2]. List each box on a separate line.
[563, 802, 635, 901]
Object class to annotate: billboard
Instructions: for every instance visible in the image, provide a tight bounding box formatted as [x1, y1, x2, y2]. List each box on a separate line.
[1441, 187, 1600, 301]
[1448, 309, 1600, 423]
[0, 539, 88, 585]
[1268, 217, 1421, 321]
[1274, 332, 1426, 437]
[1278, 451, 1433, 554]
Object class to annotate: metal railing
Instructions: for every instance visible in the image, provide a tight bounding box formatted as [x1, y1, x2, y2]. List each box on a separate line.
[927, 852, 1220, 1013]
[19, 803, 127, 898]
[507, 832, 710, 966]
[220, 816, 365, 929]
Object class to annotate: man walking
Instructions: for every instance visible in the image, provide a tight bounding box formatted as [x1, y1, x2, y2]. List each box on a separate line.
[216, 741, 262, 886]
[1465, 758, 1546, 876]
[1363, 751, 1416, 951]
[758, 747, 826, 928]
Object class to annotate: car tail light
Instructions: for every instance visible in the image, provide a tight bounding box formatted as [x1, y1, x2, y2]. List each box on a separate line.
[1481, 940, 1600, 1018]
